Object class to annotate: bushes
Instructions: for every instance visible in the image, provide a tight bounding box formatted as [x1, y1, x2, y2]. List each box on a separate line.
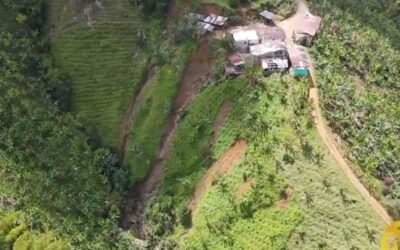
[132, 0, 167, 15]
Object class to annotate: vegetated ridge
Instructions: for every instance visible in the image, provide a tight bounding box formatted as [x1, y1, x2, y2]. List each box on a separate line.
[121, 39, 212, 238]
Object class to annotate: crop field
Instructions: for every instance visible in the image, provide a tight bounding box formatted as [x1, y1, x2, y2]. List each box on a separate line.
[47, 0, 148, 145]
[309, 0, 400, 216]
[146, 72, 385, 249]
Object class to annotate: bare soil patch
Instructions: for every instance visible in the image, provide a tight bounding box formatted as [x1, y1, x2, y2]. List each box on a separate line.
[121, 39, 213, 238]
[235, 179, 253, 199]
[212, 100, 232, 140]
[188, 139, 247, 211]
[277, 186, 294, 209]
[202, 4, 223, 15]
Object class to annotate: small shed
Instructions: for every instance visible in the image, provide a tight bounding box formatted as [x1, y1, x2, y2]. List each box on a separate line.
[250, 41, 288, 65]
[231, 28, 260, 53]
[295, 13, 322, 47]
[287, 44, 309, 77]
[259, 10, 274, 24]
[229, 53, 245, 69]
[225, 65, 241, 77]
[202, 14, 228, 27]
[261, 58, 289, 75]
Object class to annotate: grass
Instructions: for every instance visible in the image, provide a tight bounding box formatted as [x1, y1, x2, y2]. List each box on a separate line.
[47, 0, 148, 145]
[124, 56, 189, 183]
[147, 72, 385, 249]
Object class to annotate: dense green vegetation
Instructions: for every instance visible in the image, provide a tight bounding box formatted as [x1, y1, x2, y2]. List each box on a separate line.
[309, 0, 400, 216]
[1, 0, 398, 249]
[145, 70, 385, 248]
[0, 0, 136, 248]
[48, 0, 149, 145]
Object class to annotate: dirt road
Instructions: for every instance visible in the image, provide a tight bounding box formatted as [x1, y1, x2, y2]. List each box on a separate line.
[279, 0, 393, 225]
[309, 87, 392, 225]
[120, 39, 212, 237]
[188, 139, 247, 211]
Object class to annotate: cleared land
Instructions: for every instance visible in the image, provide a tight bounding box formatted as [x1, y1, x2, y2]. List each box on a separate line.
[188, 139, 247, 211]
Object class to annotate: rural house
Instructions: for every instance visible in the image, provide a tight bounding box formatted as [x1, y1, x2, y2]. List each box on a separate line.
[259, 10, 275, 24]
[288, 44, 309, 77]
[231, 27, 260, 53]
[262, 58, 289, 75]
[225, 53, 246, 77]
[229, 53, 245, 70]
[295, 13, 321, 47]
[250, 40, 288, 65]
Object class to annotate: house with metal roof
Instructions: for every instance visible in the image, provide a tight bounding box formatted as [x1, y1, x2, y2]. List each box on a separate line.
[231, 27, 260, 53]
[261, 58, 289, 75]
[250, 40, 288, 65]
[287, 44, 309, 77]
[259, 10, 275, 24]
[295, 13, 322, 47]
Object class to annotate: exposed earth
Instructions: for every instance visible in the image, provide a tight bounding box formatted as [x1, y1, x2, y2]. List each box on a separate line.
[120, 38, 213, 237]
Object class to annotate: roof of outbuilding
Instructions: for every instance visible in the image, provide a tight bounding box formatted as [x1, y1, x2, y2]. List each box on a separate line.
[296, 13, 321, 37]
[250, 41, 287, 57]
[232, 29, 259, 42]
[202, 14, 228, 26]
[287, 44, 309, 68]
[259, 10, 274, 20]
[229, 53, 245, 66]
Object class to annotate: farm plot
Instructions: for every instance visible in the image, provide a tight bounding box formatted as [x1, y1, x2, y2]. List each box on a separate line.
[153, 74, 385, 249]
[47, 0, 148, 145]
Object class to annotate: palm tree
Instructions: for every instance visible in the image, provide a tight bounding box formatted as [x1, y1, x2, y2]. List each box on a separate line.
[304, 191, 314, 208]
[245, 66, 263, 84]
[365, 226, 376, 244]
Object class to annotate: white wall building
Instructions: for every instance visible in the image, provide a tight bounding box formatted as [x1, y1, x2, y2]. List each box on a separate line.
[231, 28, 260, 53]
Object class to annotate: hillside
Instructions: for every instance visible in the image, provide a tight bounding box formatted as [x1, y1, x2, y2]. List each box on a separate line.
[0, 0, 399, 249]
[47, 0, 148, 145]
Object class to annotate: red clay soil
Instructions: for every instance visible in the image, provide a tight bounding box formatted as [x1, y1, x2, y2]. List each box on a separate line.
[120, 39, 212, 238]
[188, 139, 247, 211]
[202, 4, 223, 15]
[115, 67, 155, 163]
[235, 179, 253, 199]
[277, 187, 294, 209]
[212, 100, 232, 140]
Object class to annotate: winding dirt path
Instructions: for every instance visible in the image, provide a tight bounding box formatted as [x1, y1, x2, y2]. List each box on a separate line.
[120, 39, 212, 237]
[188, 139, 247, 211]
[278, 0, 392, 225]
[115, 67, 155, 163]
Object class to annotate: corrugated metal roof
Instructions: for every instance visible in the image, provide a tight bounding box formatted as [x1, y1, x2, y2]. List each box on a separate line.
[197, 22, 215, 32]
[259, 10, 274, 20]
[202, 14, 228, 26]
[232, 29, 259, 42]
[250, 41, 287, 57]
[296, 13, 321, 37]
[287, 44, 309, 68]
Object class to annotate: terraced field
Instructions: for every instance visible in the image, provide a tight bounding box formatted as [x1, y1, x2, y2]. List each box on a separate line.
[47, 0, 147, 145]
